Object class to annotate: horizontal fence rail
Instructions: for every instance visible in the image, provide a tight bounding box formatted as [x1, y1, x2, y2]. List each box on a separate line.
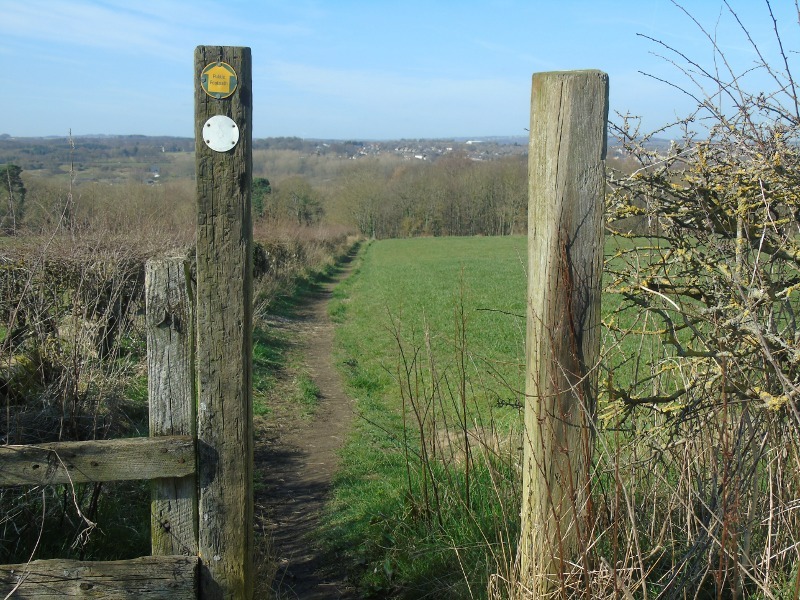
[0, 555, 198, 599]
[0, 435, 195, 486]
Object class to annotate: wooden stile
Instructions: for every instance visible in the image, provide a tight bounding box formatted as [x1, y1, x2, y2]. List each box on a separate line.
[0, 45, 256, 598]
[0, 260, 201, 597]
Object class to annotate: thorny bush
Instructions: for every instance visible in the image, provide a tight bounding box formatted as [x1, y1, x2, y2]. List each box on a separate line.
[599, 2, 800, 598]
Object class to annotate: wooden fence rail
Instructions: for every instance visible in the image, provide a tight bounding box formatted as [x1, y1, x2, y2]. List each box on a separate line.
[0, 435, 195, 486]
[0, 556, 198, 600]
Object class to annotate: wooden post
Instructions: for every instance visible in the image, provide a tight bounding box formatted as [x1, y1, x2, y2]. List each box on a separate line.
[520, 70, 608, 596]
[147, 257, 198, 557]
[194, 46, 254, 599]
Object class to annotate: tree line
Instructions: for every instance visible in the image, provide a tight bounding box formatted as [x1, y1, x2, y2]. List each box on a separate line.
[256, 153, 528, 238]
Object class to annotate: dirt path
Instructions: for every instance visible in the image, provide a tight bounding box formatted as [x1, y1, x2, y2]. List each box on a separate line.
[254, 255, 358, 600]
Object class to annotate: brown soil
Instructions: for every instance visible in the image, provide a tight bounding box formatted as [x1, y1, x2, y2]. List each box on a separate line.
[254, 255, 359, 600]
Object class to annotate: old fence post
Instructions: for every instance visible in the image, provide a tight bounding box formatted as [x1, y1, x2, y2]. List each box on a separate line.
[147, 257, 197, 557]
[520, 70, 608, 596]
[194, 45, 254, 599]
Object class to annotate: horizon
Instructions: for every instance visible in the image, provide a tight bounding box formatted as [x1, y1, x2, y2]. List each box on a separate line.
[0, 132, 531, 142]
[2, 1, 796, 140]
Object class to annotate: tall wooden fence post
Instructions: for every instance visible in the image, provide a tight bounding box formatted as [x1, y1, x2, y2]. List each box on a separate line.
[520, 70, 608, 596]
[147, 257, 198, 557]
[194, 45, 254, 599]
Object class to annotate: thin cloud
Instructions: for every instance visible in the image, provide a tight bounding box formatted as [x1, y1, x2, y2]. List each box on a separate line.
[3, 2, 184, 59]
[2, 0, 311, 62]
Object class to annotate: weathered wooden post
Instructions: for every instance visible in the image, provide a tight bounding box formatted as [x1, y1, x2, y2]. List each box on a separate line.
[147, 257, 198, 557]
[520, 70, 608, 596]
[194, 45, 254, 599]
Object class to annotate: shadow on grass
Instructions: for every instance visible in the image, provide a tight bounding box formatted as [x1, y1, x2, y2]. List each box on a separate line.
[253, 326, 291, 375]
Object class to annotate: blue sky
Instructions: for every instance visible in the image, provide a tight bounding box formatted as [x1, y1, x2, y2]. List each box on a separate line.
[1, 0, 796, 139]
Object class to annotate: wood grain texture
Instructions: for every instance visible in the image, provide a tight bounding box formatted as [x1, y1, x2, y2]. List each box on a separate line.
[0, 436, 194, 486]
[146, 257, 198, 557]
[0, 555, 198, 599]
[520, 70, 608, 594]
[194, 45, 254, 600]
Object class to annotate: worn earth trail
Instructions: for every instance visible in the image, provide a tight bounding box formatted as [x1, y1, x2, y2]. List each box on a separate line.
[254, 254, 359, 600]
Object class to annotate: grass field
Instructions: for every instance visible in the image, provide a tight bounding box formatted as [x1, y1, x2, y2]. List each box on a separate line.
[332, 235, 529, 419]
[323, 235, 656, 597]
[325, 236, 531, 598]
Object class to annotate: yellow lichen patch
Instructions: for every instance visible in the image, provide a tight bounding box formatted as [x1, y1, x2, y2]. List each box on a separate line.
[756, 387, 790, 410]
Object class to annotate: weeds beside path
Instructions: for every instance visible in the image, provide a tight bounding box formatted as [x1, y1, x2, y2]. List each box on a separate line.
[254, 249, 359, 600]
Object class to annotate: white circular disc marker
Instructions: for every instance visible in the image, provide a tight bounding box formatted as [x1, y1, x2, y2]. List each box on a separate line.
[203, 115, 239, 152]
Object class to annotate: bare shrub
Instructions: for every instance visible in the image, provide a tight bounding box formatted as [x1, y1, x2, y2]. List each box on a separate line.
[594, 2, 800, 598]
[0, 232, 162, 561]
[1, 234, 161, 444]
[252, 220, 357, 319]
[21, 178, 195, 246]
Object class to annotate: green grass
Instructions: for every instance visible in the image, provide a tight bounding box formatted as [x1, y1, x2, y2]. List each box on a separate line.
[252, 325, 288, 417]
[325, 237, 528, 598]
[295, 371, 321, 416]
[330, 236, 529, 424]
[122, 374, 149, 437]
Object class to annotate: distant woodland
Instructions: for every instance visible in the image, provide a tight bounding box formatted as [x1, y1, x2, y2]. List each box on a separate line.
[0, 134, 538, 238]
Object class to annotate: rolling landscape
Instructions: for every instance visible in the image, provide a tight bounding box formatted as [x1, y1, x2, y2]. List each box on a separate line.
[1, 4, 799, 596]
[2, 107, 799, 599]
